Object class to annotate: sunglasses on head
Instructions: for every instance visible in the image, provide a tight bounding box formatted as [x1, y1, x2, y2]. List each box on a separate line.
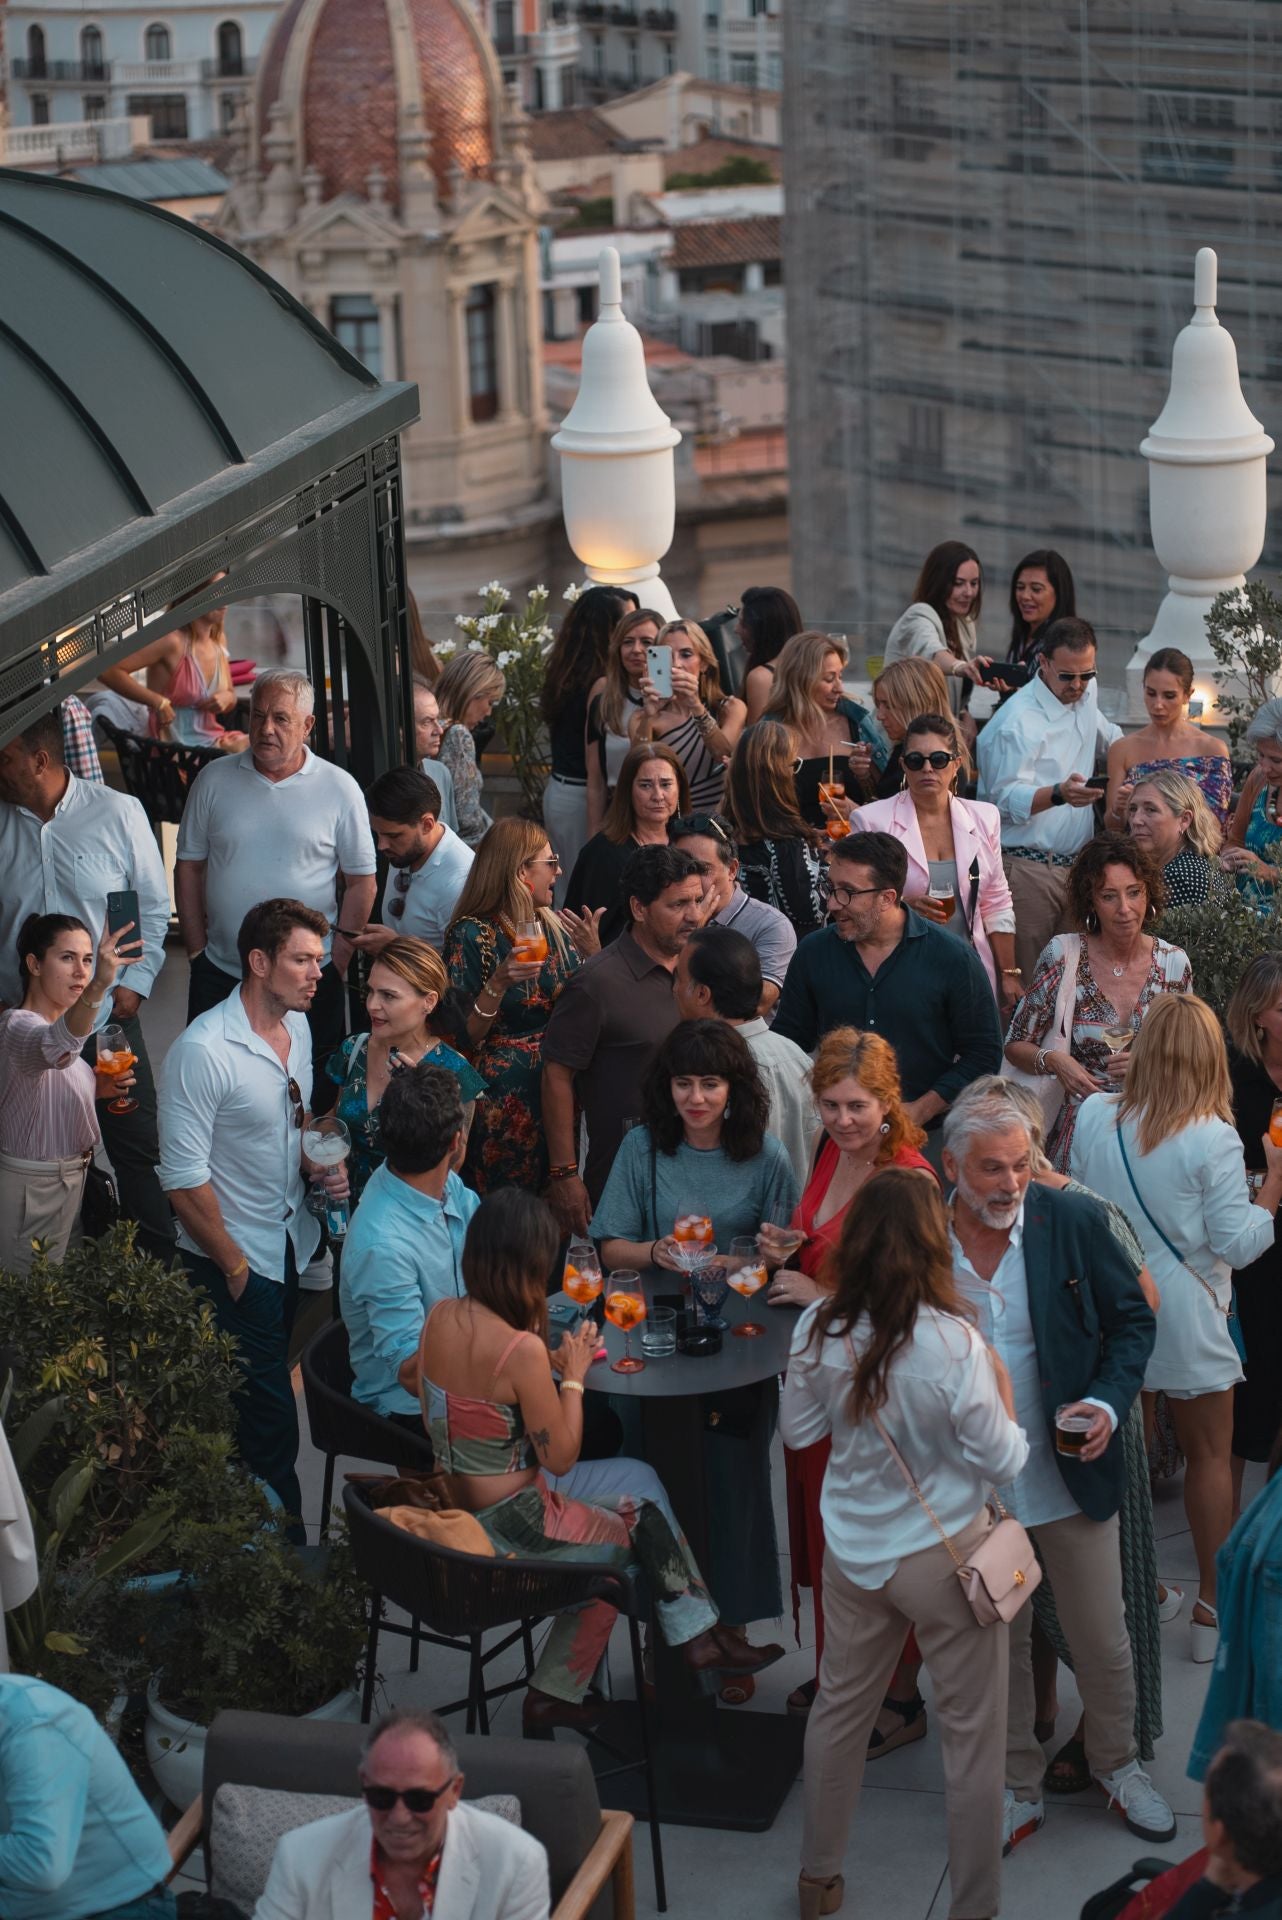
[362, 1780, 458, 1814]
[901, 749, 956, 773]
[287, 1077, 304, 1129]
[670, 812, 733, 847]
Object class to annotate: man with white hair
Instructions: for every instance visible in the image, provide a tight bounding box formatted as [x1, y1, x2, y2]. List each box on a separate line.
[940, 1079, 1171, 1854]
[253, 1708, 549, 1920]
[175, 669, 376, 1099]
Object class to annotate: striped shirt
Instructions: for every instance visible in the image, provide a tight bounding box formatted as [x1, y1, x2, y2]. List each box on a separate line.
[0, 1010, 99, 1161]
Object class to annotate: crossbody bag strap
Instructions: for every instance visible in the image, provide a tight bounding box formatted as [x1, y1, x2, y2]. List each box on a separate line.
[844, 1333, 966, 1569]
[962, 855, 981, 938]
[1114, 1120, 1227, 1316]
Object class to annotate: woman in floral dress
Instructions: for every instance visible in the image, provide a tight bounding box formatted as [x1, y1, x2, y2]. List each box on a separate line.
[444, 816, 581, 1193]
[1004, 835, 1192, 1170]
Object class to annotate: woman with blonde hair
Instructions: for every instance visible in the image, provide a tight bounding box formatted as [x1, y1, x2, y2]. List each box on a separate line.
[760, 1029, 937, 1724]
[850, 656, 953, 800]
[762, 631, 871, 830]
[97, 579, 246, 751]
[632, 617, 746, 808]
[1072, 994, 1282, 1660]
[585, 607, 663, 834]
[1125, 767, 1232, 908]
[725, 719, 828, 936]
[435, 650, 506, 848]
[326, 936, 485, 1202]
[444, 817, 579, 1192]
[1225, 953, 1282, 1502]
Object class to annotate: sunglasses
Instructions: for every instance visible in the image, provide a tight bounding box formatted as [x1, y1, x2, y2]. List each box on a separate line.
[1051, 669, 1097, 684]
[362, 1780, 458, 1814]
[287, 1077, 304, 1129]
[523, 855, 563, 871]
[670, 813, 733, 847]
[901, 750, 957, 773]
[817, 877, 890, 907]
[386, 868, 413, 920]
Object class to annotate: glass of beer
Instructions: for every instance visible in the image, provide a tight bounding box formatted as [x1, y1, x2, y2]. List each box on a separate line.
[96, 1023, 139, 1115]
[727, 1235, 769, 1337]
[927, 882, 955, 921]
[513, 919, 548, 1001]
[1055, 1404, 1093, 1458]
[605, 1271, 647, 1373]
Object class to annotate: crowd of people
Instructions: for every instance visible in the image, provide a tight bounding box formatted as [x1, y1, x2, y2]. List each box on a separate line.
[5, 543, 1282, 1920]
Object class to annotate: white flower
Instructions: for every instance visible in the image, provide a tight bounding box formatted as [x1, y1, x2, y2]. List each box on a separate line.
[479, 613, 503, 633]
[467, 639, 486, 653]
[434, 639, 456, 659]
[454, 614, 473, 630]
[529, 585, 548, 598]
[562, 583, 582, 603]
[478, 579, 505, 598]
[496, 650, 516, 669]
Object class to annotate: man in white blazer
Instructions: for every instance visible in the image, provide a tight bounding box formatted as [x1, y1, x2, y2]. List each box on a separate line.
[253, 1710, 550, 1920]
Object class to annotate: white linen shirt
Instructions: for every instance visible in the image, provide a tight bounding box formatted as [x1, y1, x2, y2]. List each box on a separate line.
[157, 987, 320, 1281]
[0, 774, 169, 1011]
[736, 1016, 818, 1188]
[380, 823, 474, 950]
[780, 1303, 1028, 1587]
[176, 748, 376, 977]
[977, 673, 1121, 857]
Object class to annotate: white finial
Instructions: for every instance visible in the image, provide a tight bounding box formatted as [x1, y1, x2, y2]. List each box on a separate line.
[598, 246, 622, 312]
[1193, 246, 1217, 320]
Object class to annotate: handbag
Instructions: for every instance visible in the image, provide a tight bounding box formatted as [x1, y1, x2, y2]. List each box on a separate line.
[79, 1161, 119, 1240]
[848, 1339, 1042, 1625]
[1114, 1122, 1247, 1363]
[999, 933, 1080, 1134]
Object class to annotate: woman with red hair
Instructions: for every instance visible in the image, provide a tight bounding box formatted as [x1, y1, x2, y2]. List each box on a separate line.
[761, 1028, 937, 1732]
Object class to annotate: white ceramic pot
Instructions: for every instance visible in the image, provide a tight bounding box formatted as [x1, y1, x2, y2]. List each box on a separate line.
[145, 1679, 361, 1809]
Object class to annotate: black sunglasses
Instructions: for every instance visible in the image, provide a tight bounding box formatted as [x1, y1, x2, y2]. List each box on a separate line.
[901, 749, 957, 773]
[1052, 668, 1097, 684]
[362, 1780, 458, 1814]
[386, 868, 412, 920]
[670, 812, 733, 847]
[287, 1077, 304, 1129]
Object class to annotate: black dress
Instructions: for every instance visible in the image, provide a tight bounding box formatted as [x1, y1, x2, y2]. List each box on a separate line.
[738, 835, 826, 937]
[1228, 1048, 1282, 1461]
[794, 696, 871, 829]
[563, 831, 639, 946]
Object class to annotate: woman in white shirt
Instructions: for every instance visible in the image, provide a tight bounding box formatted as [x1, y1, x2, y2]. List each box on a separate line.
[781, 1168, 1027, 1920]
[883, 541, 994, 719]
[1072, 993, 1282, 1663]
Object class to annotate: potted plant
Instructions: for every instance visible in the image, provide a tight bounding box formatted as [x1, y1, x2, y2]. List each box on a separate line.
[437, 583, 555, 819]
[1205, 577, 1282, 764]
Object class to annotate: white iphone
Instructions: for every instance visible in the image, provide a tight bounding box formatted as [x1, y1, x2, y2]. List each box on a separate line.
[645, 644, 673, 700]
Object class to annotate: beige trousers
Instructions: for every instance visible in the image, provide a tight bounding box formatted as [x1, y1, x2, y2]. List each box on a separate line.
[1006, 1509, 1135, 1801]
[802, 1510, 1008, 1920]
[0, 1148, 88, 1275]
[1005, 856, 1072, 986]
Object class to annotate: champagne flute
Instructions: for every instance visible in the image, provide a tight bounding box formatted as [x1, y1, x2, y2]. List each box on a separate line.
[727, 1235, 769, 1338]
[513, 918, 548, 1002]
[96, 1022, 138, 1115]
[605, 1270, 647, 1373]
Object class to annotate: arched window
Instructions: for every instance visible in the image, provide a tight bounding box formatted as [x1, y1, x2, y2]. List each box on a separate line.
[81, 25, 105, 75]
[216, 20, 242, 75]
[144, 22, 172, 61]
[26, 24, 47, 75]
[466, 285, 498, 423]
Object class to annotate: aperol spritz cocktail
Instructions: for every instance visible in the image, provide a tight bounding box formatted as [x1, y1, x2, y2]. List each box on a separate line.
[96, 1023, 138, 1115]
[727, 1236, 769, 1337]
[605, 1270, 647, 1373]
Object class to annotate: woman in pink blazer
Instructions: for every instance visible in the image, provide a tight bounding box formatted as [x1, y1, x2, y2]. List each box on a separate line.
[848, 711, 1021, 1013]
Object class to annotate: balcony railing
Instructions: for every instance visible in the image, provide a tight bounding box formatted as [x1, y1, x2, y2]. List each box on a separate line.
[0, 113, 150, 163]
[644, 8, 678, 29]
[11, 58, 110, 82]
[202, 54, 255, 79]
[114, 57, 204, 86]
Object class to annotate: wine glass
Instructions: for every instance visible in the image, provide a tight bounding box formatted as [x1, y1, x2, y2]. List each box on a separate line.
[96, 1023, 138, 1115]
[1101, 1023, 1132, 1056]
[692, 1264, 731, 1330]
[760, 1220, 806, 1267]
[670, 1213, 715, 1299]
[563, 1239, 603, 1320]
[513, 918, 549, 1001]
[302, 1115, 352, 1238]
[605, 1270, 647, 1374]
[727, 1235, 769, 1338]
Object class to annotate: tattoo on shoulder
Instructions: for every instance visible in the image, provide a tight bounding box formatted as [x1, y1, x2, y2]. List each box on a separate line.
[530, 1426, 551, 1456]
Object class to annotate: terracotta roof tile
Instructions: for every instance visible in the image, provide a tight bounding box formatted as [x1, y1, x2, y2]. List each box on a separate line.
[525, 107, 633, 161]
[670, 215, 781, 270]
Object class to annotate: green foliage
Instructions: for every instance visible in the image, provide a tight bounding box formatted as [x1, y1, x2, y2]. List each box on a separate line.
[0, 1224, 240, 1551]
[570, 196, 615, 229]
[438, 583, 555, 819]
[666, 155, 775, 189]
[1205, 579, 1282, 755]
[1156, 892, 1282, 1020]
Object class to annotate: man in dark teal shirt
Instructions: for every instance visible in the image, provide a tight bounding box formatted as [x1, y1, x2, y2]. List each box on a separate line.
[772, 830, 1002, 1130]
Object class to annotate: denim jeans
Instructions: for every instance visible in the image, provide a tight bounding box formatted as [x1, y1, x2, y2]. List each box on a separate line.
[182, 1245, 301, 1522]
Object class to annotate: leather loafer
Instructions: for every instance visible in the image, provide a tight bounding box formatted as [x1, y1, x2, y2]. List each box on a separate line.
[522, 1687, 606, 1735]
[684, 1625, 785, 1678]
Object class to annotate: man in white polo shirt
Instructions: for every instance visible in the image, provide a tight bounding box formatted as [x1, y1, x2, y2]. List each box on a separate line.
[175, 669, 376, 1104]
[354, 765, 474, 956]
[158, 898, 344, 1522]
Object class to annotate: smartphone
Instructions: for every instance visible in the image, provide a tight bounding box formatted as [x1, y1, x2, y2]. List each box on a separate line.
[1085, 774, 1109, 792]
[978, 659, 1030, 688]
[645, 644, 673, 700]
[105, 889, 143, 957]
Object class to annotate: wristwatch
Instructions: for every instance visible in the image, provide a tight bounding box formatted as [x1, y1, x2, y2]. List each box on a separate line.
[1050, 783, 1065, 806]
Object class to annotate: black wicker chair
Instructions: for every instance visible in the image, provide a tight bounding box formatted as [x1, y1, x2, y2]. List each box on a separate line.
[342, 1478, 666, 1910]
[300, 1321, 435, 1541]
[99, 720, 220, 825]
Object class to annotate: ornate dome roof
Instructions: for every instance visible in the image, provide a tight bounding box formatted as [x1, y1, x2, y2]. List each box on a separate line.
[254, 0, 498, 209]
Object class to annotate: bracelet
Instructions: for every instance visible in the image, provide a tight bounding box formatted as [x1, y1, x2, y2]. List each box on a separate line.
[1036, 1049, 1052, 1076]
[560, 1380, 585, 1396]
[692, 708, 716, 735]
[335, 928, 362, 939]
[224, 1256, 249, 1283]
[1001, 968, 1022, 977]
[82, 992, 106, 1008]
[650, 1238, 660, 1265]
[473, 1001, 498, 1019]
[548, 1163, 578, 1181]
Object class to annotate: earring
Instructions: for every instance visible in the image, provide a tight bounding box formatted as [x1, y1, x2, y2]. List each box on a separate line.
[1085, 910, 1100, 934]
[879, 1120, 891, 1135]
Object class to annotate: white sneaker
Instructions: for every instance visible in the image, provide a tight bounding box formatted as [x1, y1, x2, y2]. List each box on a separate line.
[1157, 1582, 1184, 1624]
[1002, 1789, 1044, 1856]
[1094, 1761, 1176, 1842]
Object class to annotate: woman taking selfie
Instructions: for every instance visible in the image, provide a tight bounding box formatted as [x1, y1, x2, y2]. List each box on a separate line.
[409, 1188, 781, 1733]
[0, 914, 141, 1272]
[781, 1170, 1026, 1920]
[631, 617, 746, 809]
[585, 607, 663, 836]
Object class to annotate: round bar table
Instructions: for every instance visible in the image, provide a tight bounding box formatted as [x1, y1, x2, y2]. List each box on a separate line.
[556, 1267, 804, 1832]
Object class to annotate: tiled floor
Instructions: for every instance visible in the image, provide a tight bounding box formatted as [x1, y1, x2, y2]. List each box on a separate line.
[142, 960, 1235, 1917]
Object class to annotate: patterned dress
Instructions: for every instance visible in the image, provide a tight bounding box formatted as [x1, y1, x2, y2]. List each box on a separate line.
[442, 916, 579, 1194]
[1128, 752, 1232, 830]
[326, 1033, 487, 1202]
[1005, 935, 1193, 1170]
[1240, 783, 1282, 908]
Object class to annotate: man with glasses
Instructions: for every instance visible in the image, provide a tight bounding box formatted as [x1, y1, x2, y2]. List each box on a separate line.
[158, 899, 345, 1521]
[669, 811, 796, 1017]
[978, 616, 1122, 982]
[354, 766, 473, 955]
[772, 832, 1001, 1149]
[254, 1708, 549, 1920]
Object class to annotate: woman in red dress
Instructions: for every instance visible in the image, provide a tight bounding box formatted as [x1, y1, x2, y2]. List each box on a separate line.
[760, 1028, 938, 1735]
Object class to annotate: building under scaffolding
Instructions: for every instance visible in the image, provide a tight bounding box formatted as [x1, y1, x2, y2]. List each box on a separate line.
[782, 0, 1282, 680]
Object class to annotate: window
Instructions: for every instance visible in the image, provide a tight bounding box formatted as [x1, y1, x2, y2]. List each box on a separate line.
[26, 24, 47, 75]
[533, 65, 545, 109]
[81, 25, 105, 75]
[84, 93, 107, 120]
[130, 91, 187, 136]
[330, 295, 383, 379]
[729, 52, 757, 85]
[493, 0, 516, 54]
[144, 22, 172, 61]
[216, 20, 243, 75]
[664, 41, 674, 74]
[31, 94, 50, 125]
[466, 285, 498, 423]
[749, 0, 768, 13]
[592, 32, 604, 75]
[627, 39, 639, 83]
[560, 64, 576, 106]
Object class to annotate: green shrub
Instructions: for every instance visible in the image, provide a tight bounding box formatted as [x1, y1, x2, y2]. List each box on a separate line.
[1156, 894, 1282, 1020]
[1206, 578, 1282, 757]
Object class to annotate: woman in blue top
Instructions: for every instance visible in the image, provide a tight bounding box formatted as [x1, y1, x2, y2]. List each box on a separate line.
[327, 938, 485, 1202]
[1225, 699, 1282, 904]
[593, 1018, 799, 1662]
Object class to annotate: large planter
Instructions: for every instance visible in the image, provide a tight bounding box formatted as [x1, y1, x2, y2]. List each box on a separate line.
[145, 1678, 361, 1809]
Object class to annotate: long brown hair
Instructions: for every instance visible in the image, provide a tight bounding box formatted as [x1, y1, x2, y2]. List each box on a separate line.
[447, 815, 569, 956]
[461, 1189, 560, 1339]
[763, 630, 848, 746]
[809, 1170, 974, 1423]
[599, 608, 663, 737]
[912, 541, 983, 658]
[724, 717, 820, 846]
[602, 743, 690, 845]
